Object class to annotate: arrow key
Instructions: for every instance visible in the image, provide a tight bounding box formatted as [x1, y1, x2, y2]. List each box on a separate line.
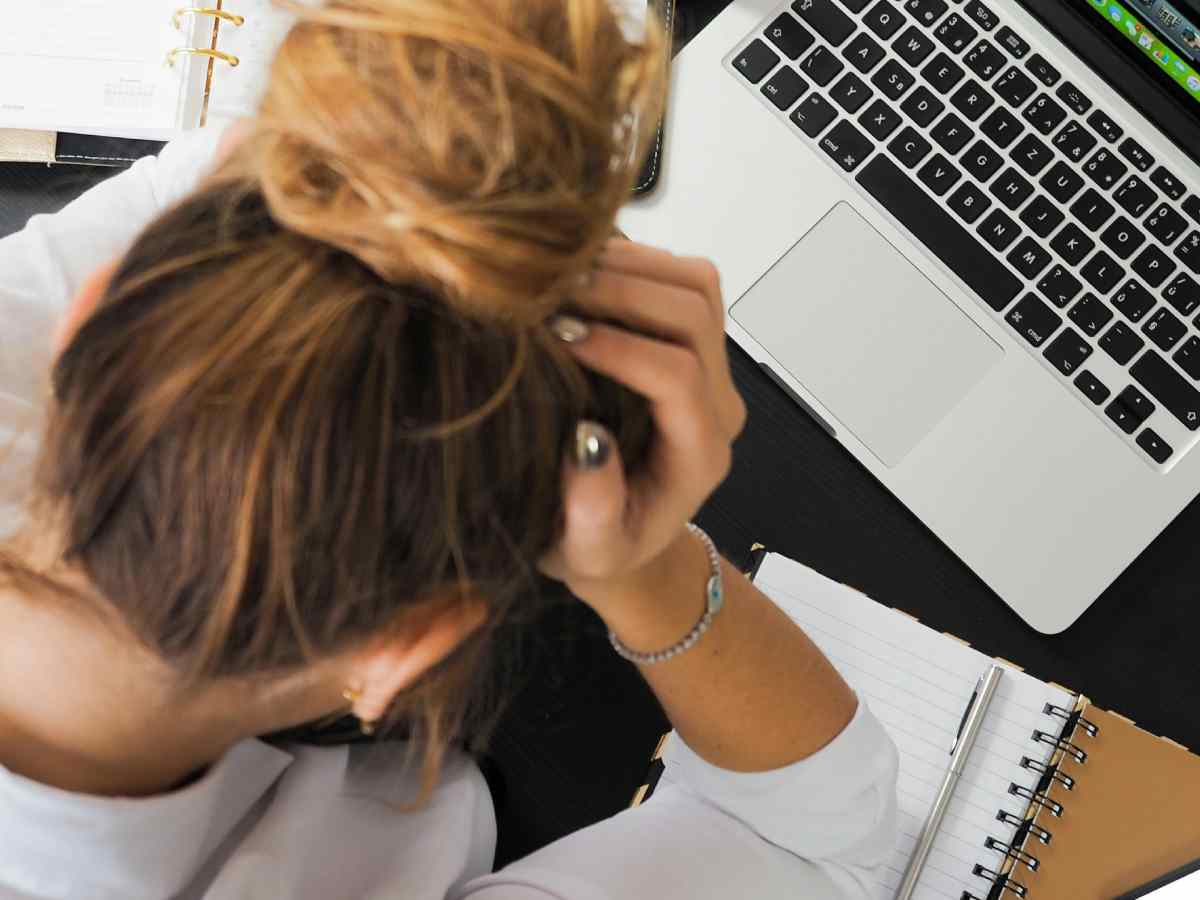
[1137, 428, 1173, 464]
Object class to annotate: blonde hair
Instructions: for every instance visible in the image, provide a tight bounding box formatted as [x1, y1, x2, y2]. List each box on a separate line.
[3, 0, 665, 798]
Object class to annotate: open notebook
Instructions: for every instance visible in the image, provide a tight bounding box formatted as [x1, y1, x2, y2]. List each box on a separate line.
[638, 550, 1200, 900]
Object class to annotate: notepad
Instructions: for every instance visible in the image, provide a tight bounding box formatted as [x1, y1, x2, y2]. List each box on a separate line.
[755, 553, 1074, 900]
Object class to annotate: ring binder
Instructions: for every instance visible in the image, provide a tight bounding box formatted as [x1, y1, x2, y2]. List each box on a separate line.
[984, 836, 1040, 871]
[165, 47, 241, 69]
[997, 809, 1052, 845]
[1019, 756, 1075, 790]
[172, 7, 246, 30]
[969, 864, 1027, 897]
[1043, 702, 1100, 737]
[1031, 729, 1087, 764]
[1009, 782, 1063, 817]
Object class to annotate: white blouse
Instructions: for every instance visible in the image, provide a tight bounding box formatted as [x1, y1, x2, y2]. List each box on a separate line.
[0, 128, 899, 900]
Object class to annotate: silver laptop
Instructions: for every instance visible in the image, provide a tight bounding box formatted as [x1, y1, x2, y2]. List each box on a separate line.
[620, 0, 1200, 632]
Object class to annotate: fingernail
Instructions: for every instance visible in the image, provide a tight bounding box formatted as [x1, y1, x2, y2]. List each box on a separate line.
[549, 315, 590, 344]
[573, 421, 611, 469]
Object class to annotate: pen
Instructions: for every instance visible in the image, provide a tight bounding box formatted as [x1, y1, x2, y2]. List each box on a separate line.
[893, 663, 1005, 900]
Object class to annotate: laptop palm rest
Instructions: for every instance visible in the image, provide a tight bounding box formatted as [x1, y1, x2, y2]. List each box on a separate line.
[731, 202, 1003, 467]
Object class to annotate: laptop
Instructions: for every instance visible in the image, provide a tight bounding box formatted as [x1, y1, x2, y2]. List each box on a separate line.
[619, 0, 1200, 633]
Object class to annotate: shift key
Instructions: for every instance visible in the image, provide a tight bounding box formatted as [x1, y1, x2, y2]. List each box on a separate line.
[1131, 350, 1200, 430]
[791, 0, 856, 46]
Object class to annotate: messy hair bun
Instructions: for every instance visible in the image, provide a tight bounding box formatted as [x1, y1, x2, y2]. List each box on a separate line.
[247, 0, 666, 323]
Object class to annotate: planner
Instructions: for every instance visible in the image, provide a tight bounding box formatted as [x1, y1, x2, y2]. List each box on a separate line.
[1, 1, 292, 141]
[636, 549, 1200, 900]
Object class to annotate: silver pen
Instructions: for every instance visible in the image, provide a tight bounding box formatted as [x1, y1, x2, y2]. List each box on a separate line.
[893, 663, 1005, 900]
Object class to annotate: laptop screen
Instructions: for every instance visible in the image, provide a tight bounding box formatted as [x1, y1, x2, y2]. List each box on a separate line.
[1079, 0, 1200, 112]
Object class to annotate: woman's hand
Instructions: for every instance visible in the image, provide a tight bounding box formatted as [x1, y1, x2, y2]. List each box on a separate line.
[539, 239, 746, 610]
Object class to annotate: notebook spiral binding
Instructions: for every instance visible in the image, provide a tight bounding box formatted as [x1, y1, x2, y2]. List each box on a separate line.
[165, 6, 245, 69]
[960, 702, 1100, 900]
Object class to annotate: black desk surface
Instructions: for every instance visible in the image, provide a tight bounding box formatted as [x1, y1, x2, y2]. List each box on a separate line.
[3, 0, 1198, 867]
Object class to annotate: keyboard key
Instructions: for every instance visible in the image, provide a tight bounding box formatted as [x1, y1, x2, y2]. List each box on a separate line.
[978, 208, 1021, 251]
[1117, 137, 1154, 173]
[1025, 53, 1060, 87]
[934, 13, 977, 53]
[820, 119, 875, 171]
[1010, 133, 1053, 176]
[839, 0, 873, 12]
[1176, 231, 1200, 275]
[1055, 82, 1091, 115]
[800, 46, 845, 86]
[921, 52, 964, 93]
[1006, 293, 1061, 346]
[1113, 175, 1157, 218]
[856, 154, 1023, 310]
[930, 113, 973, 153]
[918, 152, 962, 195]
[1069, 292, 1113, 335]
[1131, 349, 1200, 429]
[1100, 216, 1146, 260]
[1038, 264, 1083, 308]
[871, 59, 917, 100]
[1087, 109, 1123, 144]
[1082, 147, 1127, 190]
[830, 72, 874, 113]
[950, 79, 993, 121]
[1131, 245, 1176, 288]
[1020, 195, 1064, 238]
[1143, 306, 1187, 351]
[888, 126, 932, 167]
[859, 100, 903, 139]
[1111, 280, 1156, 322]
[790, 93, 839, 136]
[1150, 166, 1186, 201]
[965, 0, 999, 30]
[1075, 369, 1111, 404]
[1118, 385, 1154, 424]
[1174, 334, 1200, 379]
[905, 0, 948, 27]
[1184, 195, 1200, 225]
[1007, 236, 1052, 278]
[1040, 162, 1084, 204]
[843, 32, 887, 72]
[947, 181, 991, 222]
[1080, 251, 1124, 294]
[1137, 428, 1173, 464]
[1051, 223, 1095, 266]
[864, 0, 906, 39]
[765, 13, 816, 60]
[1071, 188, 1116, 231]
[734, 40, 781, 84]
[1051, 121, 1098, 164]
[980, 106, 1023, 148]
[1145, 203, 1188, 245]
[962, 139, 1003, 181]
[994, 66, 1037, 107]
[792, 0, 856, 45]
[964, 39, 1006, 80]
[893, 26, 936, 65]
[995, 25, 1030, 58]
[1100, 321, 1145, 365]
[761, 67, 810, 109]
[1044, 326, 1092, 375]
[1164, 273, 1200, 317]
[901, 85, 944, 125]
[1023, 93, 1068, 135]
[1105, 399, 1139, 433]
[990, 168, 1033, 210]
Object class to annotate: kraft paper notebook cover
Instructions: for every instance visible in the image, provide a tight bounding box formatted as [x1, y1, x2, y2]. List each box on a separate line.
[634, 547, 1200, 900]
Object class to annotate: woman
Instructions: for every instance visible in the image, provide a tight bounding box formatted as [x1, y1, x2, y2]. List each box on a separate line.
[0, 1, 898, 898]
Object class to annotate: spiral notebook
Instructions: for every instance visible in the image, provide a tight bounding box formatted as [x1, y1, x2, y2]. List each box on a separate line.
[635, 549, 1200, 900]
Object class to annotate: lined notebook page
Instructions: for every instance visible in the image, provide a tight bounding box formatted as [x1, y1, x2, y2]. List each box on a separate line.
[755, 554, 1075, 900]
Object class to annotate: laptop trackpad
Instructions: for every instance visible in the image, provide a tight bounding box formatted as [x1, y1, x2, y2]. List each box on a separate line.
[730, 202, 1003, 467]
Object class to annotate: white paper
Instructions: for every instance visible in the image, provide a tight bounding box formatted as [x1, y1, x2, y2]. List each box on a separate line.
[755, 554, 1075, 900]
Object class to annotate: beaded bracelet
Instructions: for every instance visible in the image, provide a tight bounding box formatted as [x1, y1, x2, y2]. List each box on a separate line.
[609, 523, 724, 665]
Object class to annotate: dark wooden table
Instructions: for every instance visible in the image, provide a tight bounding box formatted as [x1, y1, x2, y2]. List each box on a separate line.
[4, 0, 1199, 869]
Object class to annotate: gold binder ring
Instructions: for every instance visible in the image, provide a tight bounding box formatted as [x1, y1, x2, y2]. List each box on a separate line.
[172, 7, 246, 30]
[166, 47, 241, 68]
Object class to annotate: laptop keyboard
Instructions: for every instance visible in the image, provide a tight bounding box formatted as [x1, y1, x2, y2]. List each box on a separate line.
[730, 0, 1200, 467]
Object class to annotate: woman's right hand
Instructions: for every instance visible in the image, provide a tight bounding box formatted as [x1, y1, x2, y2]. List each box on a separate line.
[539, 239, 746, 611]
